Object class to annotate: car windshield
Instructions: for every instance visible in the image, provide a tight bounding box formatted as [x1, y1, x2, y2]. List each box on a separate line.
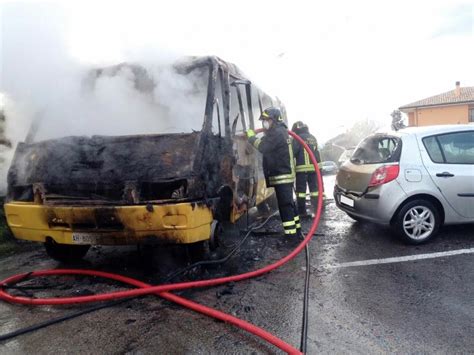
[351, 135, 401, 165]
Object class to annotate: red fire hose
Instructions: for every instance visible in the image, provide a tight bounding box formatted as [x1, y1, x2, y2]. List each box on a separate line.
[0, 130, 323, 355]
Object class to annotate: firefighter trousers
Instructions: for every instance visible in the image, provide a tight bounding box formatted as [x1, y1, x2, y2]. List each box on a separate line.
[295, 172, 318, 215]
[273, 183, 300, 236]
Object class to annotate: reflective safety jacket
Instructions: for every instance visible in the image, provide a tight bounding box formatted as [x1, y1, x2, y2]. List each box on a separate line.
[292, 130, 321, 173]
[248, 123, 295, 187]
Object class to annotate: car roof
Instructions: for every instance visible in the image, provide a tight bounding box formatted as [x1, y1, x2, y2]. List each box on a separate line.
[376, 124, 473, 138]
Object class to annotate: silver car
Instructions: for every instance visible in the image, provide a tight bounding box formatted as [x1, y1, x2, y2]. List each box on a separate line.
[334, 125, 474, 244]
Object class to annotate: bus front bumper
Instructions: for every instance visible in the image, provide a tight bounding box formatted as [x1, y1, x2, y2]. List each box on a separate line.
[4, 201, 213, 246]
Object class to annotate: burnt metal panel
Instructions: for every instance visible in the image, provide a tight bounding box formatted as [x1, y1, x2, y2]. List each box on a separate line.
[7, 133, 204, 203]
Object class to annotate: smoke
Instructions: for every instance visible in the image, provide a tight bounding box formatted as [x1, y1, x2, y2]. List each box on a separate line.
[30, 64, 208, 141]
[0, 3, 209, 194]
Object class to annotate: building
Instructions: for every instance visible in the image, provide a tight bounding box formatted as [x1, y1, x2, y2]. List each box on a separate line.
[399, 82, 474, 127]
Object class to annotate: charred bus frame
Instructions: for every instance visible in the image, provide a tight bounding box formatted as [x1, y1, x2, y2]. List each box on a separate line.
[4, 56, 284, 261]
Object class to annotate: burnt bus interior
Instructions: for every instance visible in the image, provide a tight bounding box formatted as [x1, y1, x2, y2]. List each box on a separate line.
[7, 56, 284, 222]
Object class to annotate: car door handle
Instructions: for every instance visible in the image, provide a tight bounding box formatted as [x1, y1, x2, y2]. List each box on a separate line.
[436, 172, 455, 177]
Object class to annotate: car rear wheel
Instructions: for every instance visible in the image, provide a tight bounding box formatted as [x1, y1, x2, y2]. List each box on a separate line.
[393, 199, 440, 244]
[44, 239, 90, 262]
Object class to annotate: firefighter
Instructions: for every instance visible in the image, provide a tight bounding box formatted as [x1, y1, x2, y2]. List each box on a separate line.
[246, 107, 301, 237]
[291, 121, 321, 217]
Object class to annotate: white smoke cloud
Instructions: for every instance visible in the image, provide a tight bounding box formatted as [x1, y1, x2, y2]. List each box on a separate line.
[0, 3, 210, 193]
[31, 64, 208, 141]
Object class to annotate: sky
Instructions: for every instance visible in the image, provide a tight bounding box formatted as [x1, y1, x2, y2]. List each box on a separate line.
[1, 0, 473, 143]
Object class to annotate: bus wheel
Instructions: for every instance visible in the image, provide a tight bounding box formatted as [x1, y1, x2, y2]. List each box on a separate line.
[186, 240, 210, 262]
[209, 220, 222, 251]
[44, 239, 90, 263]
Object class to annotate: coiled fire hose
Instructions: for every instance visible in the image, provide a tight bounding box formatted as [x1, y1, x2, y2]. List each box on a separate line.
[0, 130, 323, 354]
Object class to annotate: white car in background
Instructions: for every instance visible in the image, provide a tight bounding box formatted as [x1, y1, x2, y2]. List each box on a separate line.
[334, 125, 474, 244]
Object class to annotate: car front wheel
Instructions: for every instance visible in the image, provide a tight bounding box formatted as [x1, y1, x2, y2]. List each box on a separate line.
[393, 199, 440, 244]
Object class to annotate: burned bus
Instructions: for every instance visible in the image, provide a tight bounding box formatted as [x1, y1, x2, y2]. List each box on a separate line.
[4, 56, 286, 261]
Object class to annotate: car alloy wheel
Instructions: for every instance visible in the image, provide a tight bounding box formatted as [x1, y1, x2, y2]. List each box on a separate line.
[393, 199, 441, 244]
[402, 206, 435, 240]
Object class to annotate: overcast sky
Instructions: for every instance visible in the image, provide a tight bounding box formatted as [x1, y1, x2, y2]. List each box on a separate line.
[1, 0, 473, 142]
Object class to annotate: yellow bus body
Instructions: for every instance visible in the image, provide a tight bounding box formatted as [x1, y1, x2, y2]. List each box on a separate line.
[5, 201, 213, 245]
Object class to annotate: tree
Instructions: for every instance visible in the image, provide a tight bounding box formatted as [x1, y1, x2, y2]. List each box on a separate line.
[391, 110, 406, 131]
[320, 118, 383, 162]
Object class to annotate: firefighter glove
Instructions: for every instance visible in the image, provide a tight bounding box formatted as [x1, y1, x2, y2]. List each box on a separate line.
[246, 129, 256, 138]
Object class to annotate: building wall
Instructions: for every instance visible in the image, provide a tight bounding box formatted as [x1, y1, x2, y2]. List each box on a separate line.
[412, 104, 469, 126]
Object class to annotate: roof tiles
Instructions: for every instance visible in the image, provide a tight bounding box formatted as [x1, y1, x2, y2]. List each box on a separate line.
[400, 86, 474, 110]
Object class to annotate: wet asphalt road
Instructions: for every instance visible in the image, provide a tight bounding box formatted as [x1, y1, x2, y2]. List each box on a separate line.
[0, 175, 473, 354]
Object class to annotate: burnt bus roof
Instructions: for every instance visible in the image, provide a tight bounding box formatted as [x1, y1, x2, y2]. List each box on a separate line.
[88, 56, 250, 91]
[85, 55, 281, 123]
[180, 56, 248, 80]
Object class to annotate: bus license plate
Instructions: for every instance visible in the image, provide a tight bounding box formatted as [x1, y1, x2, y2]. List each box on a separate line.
[72, 233, 100, 245]
[340, 195, 354, 207]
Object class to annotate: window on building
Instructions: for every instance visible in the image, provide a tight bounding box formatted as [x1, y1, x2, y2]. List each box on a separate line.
[469, 107, 474, 123]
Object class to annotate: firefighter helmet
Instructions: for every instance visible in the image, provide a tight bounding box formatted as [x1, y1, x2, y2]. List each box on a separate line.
[292, 121, 308, 133]
[260, 107, 283, 122]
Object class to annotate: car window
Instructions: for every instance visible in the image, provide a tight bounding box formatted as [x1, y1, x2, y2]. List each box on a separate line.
[351, 135, 401, 164]
[423, 136, 444, 163]
[426, 131, 474, 165]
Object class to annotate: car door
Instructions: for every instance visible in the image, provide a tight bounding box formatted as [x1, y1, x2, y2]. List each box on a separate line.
[420, 130, 474, 219]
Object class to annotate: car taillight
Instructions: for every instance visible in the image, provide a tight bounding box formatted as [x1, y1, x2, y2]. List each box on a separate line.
[368, 164, 400, 187]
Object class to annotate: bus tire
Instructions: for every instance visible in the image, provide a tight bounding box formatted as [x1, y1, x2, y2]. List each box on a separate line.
[44, 239, 90, 262]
